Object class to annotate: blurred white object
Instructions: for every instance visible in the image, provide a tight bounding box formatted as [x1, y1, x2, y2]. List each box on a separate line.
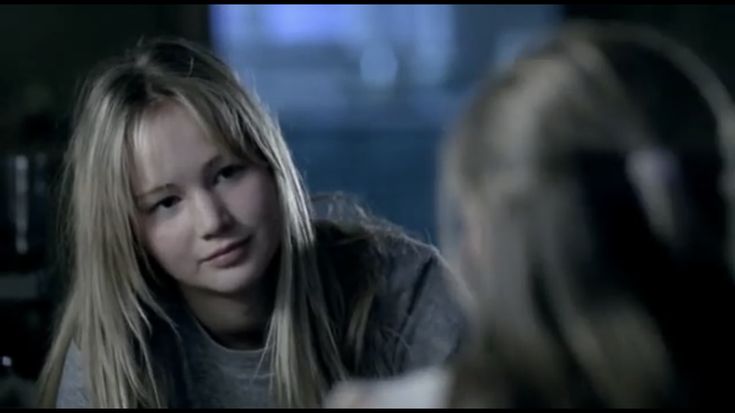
[0, 355, 35, 407]
[324, 365, 450, 408]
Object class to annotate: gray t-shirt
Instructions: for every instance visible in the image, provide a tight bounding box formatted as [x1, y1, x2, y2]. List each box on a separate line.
[56, 305, 275, 408]
[173, 302, 275, 408]
[56, 235, 466, 407]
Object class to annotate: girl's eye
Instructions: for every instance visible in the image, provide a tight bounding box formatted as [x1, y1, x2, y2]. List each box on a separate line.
[149, 196, 181, 213]
[215, 164, 246, 183]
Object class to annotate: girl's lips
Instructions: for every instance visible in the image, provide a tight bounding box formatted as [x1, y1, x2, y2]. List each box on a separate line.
[202, 237, 252, 268]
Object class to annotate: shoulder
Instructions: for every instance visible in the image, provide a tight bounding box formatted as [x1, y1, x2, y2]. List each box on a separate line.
[315, 220, 466, 373]
[369, 232, 460, 329]
[313, 219, 444, 294]
[376, 233, 444, 296]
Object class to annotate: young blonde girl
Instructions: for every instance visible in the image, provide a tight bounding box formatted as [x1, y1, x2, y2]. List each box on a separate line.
[37, 37, 465, 408]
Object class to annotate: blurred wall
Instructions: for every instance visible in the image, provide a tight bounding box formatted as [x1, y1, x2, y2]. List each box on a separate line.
[209, 5, 562, 241]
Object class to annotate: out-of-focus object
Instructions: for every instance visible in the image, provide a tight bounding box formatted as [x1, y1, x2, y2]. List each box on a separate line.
[0, 355, 35, 408]
[323, 366, 450, 408]
[0, 150, 50, 274]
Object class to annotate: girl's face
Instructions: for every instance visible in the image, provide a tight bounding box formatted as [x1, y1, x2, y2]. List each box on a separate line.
[131, 102, 282, 297]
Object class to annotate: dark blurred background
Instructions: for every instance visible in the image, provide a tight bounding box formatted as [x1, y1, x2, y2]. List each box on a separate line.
[1, 5, 734, 400]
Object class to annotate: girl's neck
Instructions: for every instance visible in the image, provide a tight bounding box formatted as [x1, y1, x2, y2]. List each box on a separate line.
[178, 274, 277, 351]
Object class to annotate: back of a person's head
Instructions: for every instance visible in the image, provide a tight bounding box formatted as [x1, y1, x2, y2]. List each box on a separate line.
[440, 21, 735, 407]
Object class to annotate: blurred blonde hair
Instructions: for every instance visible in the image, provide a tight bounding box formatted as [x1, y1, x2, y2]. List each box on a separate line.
[439, 21, 735, 407]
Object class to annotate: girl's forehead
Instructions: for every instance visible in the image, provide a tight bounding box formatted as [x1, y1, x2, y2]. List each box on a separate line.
[129, 101, 260, 188]
[132, 101, 213, 155]
[130, 104, 213, 179]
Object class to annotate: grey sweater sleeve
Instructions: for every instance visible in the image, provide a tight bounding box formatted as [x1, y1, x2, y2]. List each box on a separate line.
[55, 341, 90, 408]
[393, 249, 466, 371]
[366, 241, 467, 375]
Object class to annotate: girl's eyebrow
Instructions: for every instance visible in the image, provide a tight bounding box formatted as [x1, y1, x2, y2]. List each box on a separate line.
[135, 183, 176, 201]
[134, 154, 225, 201]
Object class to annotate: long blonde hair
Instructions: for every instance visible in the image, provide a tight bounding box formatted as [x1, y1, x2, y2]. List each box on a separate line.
[37, 37, 361, 407]
[440, 21, 735, 407]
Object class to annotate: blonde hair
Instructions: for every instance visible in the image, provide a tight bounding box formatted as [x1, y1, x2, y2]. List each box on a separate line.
[440, 21, 735, 407]
[37, 37, 364, 407]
